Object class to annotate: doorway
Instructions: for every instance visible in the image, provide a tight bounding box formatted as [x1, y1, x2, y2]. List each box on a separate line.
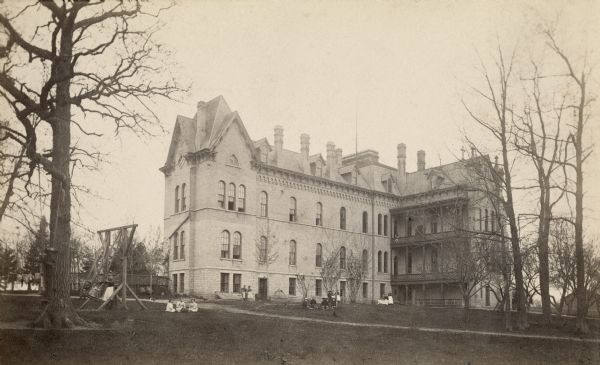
[258, 278, 268, 300]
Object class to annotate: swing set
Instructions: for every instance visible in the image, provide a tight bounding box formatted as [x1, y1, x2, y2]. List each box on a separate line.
[79, 224, 147, 310]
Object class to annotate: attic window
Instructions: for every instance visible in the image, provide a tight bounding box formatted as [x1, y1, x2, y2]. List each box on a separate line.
[228, 154, 239, 166]
[433, 176, 444, 189]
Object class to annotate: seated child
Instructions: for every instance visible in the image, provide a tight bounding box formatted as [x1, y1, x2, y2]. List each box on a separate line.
[175, 300, 186, 312]
[188, 299, 199, 312]
[165, 299, 176, 312]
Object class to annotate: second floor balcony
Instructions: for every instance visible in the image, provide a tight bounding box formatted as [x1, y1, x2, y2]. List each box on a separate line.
[391, 271, 459, 284]
[391, 230, 466, 247]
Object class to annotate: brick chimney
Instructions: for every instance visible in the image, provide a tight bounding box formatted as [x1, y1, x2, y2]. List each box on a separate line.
[301, 133, 310, 173]
[326, 141, 336, 178]
[335, 148, 343, 167]
[274, 125, 283, 166]
[417, 150, 426, 171]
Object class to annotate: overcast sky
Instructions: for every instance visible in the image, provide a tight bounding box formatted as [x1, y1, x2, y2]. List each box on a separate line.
[2, 0, 599, 243]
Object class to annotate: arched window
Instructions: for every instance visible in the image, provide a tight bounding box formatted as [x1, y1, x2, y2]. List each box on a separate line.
[339, 246, 346, 269]
[384, 215, 388, 236]
[289, 240, 297, 265]
[377, 251, 382, 272]
[485, 209, 489, 232]
[217, 181, 226, 208]
[228, 154, 239, 166]
[227, 183, 236, 210]
[259, 191, 268, 217]
[491, 211, 495, 233]
[220, 230, 230, 258]
[316, 202, 323, 226]
[340, 207, 346, 230]
[316, 243, 322, 267]
[173, 233, 179, 260]
[384, 251, 389, 273]
[181, 184, 187, 211]
[233, 232, 242, 259]
[289, 197, 297, 222]
[406, 217, 412, 236]
[362, 249, 369, 269]
[362, 211, 368, 233]
[393, 256, 398, 275]
[175, 185, 180, 213]
[179, 231, 185, 260]
[237, 185, 246, 212]
[377, 214, 382, 235]
[259, 236, 268, 262]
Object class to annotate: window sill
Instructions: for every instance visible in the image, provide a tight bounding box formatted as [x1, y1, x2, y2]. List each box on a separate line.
[220, 258, 243, 262]
[173, 259, 186, 262]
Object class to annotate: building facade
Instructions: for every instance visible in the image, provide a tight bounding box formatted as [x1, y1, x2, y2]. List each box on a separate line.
[161, 96, 499, 307]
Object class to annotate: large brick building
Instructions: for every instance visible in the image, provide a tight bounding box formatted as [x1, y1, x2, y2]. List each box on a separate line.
[161, 96, 499, 307]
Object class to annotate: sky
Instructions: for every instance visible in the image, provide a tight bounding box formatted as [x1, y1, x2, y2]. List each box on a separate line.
[1, 0, 599, 243]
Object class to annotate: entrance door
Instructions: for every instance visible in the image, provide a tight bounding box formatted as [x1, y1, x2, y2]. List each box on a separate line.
[258, 278, 268, 300]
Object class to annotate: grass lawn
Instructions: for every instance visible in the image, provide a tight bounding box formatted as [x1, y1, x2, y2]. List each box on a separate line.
[222, 299, 600, 338]
[0, 295, 599, 365]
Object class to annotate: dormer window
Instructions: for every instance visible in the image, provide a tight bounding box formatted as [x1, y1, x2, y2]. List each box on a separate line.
[260, 148, 268, 163]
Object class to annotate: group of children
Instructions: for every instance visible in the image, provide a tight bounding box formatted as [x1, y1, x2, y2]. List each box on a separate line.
[303, 290, 342, 310]
[165, 298, 199, 312]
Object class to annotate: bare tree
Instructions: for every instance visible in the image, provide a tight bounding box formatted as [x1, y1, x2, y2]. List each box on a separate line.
[255, 224, 280, 266]
[549, 219, 576, 316]
[544, 28, 595, 333]
[294, 274, 311, 300]
[0, 2, 184, 328]
[462, 44, 529, 329]
[513, 63, 568, 322]
[144, 227, 167, 296]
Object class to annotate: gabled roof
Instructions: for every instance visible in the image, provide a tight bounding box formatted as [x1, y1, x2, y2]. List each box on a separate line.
[162, 96, 257, 171]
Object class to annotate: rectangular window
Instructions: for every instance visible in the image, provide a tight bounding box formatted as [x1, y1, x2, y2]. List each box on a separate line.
[173, 235, 179, 260]
[407, 249, 412, 274]
[416, 225, 424, 236]
[315, 279, 322, 297]
[384, 215, 388, 236]
[237, 186, 246, 213]
[220, 273, 229, 293]
[380, 283, 386, 298]
[228, 184, 235, 211]
[179, 273, 185, 293]
[180, 233, 185, 260]
[485, 286, 491, 306]
[431, 246, 438, 272]
[405, 218, 411, 237]
[289, 278, 296, 296]
[172, 273, 178, 294]
[339, 281, 346, 298]
[431, 221, 438, 234]
[362, 282, 368, 298]
[233, 274, 241, 293]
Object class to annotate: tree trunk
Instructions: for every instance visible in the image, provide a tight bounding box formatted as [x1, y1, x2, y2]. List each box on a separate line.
[34, 23, 85, 328]
[508, 215, 528, 329]
[538, 205, 552, 323]
[574, 79, 587, 334]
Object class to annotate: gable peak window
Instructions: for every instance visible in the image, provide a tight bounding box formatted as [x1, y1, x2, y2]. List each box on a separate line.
[228, 154, 239, 166]
[289, 197, 297, 222]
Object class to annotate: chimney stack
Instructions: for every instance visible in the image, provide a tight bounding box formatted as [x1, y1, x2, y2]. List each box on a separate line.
[301, 133, 310, 173]
[397, 143, 406, 175]
[335, 148, 343, 167]
[471, 147, 477, 159]
[274, 125, 284, 153]
[417, 150, 426, 171]
[195, 101, 208, 147]
[300, 133, 310, 157]
[326, 141, 336, 177]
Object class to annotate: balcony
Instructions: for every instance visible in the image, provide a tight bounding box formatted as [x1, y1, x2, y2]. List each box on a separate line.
[391, 231, 465, 247]
[391, 271, 459, 284]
